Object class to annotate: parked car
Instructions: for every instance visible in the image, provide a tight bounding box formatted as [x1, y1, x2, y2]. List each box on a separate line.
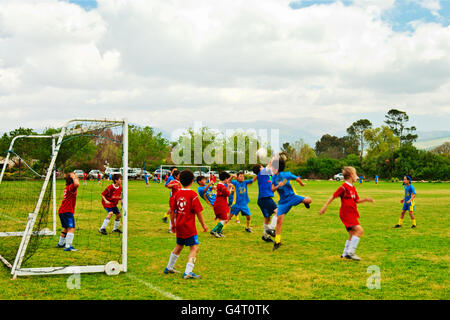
[73, 170, 84, 178]
[88, 170, 103, 179]
[334, 173, 344, 181]
[105, 167, 121, 179]
[244, 170, 256, 176]
[153, 168, 171, 177]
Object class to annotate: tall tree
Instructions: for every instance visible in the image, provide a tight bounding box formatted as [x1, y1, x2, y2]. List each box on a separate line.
[315, 134, 346, 159]
[346, 119, 372, 163]
[364, 126, 401, 158]
[384, 109, 418, 145]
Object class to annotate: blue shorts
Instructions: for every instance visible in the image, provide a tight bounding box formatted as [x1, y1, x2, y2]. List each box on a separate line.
[277, 195, 305, 216]
[105, 207, 120, 215]
[231, 205, 251, 216]
[59, 212, 75, 229]
[403, 202, 415, 212]
[176, 235, 199, 247]
[257, 197, 277, 218]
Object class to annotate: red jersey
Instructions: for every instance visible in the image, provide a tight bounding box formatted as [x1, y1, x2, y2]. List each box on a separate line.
[102, 184, 122, 208]
[213, 183, 231, 219]
[169, 179, 182, 199]
[170, 189, 203, 239]
[83, 173, 88, 181]
[58, 183, 78, 214]
[333, 182, 360, 227]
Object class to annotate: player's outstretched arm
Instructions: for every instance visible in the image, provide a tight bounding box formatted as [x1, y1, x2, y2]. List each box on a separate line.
[272, 179, 286, 192]
[356, 198, 374, 204]
[169, 209, 176, 233]
[71, 172, 80, 188]
[319, 195, 335, 215]
[296, 177, 305, 187]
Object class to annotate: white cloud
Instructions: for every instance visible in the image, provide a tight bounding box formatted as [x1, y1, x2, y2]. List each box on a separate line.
[0, 0, 449, 140]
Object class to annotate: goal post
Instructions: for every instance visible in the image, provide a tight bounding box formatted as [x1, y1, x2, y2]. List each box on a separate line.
[0, 119, 128, 278]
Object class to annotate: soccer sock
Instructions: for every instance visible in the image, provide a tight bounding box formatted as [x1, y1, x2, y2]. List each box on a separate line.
[398, 218, 404, 226]
[212, 222, 221, 233]
[217, 220, 225, 233]
[270, 215, 278, 230]
[342, 240, 350, 256]
[58, 236, 65, 246]
[247, 219, 251, 229]
[412, 219, 417, 226]
[113, 219, 120, 230]
[348, 236, 360, 254]
[101, 218, 110, 230]
[65, 232, 74, 248]
[168, 219, 172, 230]
[185, 262, 194, 274]
[167, 253, 179, 270]
[263, 224, 270, 237]
[275, 234, 281, 244]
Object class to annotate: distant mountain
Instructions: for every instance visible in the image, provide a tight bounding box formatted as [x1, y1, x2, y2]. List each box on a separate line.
[416, 131, 450, 142]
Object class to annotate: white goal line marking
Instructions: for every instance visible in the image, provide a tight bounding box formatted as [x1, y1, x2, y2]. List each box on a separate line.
[0, 212, 21, 222]
[126, 273, 182, 300]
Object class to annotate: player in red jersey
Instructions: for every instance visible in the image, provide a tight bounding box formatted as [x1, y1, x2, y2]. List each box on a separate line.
[83, 172, 88, 185]
[166, 170, 181, 233]
[56, 172, 80, 251]
[164, 169, 208, 279]
[210, 171, 233, 238]
[320, 166, 374, 260]
[98, 174, 122, 235]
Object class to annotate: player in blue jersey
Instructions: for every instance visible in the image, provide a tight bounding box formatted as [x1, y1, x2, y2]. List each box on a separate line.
[393, 175, 417, 228]
[375, 175, 379, 185]
[253, 160, 279, 243]
[271, 157, 311, 251]
[162, 167, 177, 224]
[196, 176, 216, 207]
[229, 172, 257, 233]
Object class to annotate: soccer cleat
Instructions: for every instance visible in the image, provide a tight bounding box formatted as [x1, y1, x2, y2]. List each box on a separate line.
[411, 225, 417, 228]
[112, 229, 122, 234]
[56, 243, 65, 248]
[262, 236, 274, 243]
[168, 229, 174, 234]
[218, 233, 225, 238]
[162, 217, 168, 223]
[393, 224, 402, 228]
[344, 253, 361, 261]
[183, 272, 202, 279]
[245, 227, 253, 233]
[98, 228, 107, 235]
[267, 229, 276, 237]
[273, 242, 282, 251]
[64, 246, 78, 252]
[304, 202, 310, 209]
[163, 267, 180, 274]
[211, 231, 221, 238]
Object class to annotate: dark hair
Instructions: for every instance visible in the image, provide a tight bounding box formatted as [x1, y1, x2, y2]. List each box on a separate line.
[179, 169, 194, 187]
[405, 175, 412, 182]
[65, 174, 74, 186]
[112, 174, 121, 183]
[196, 176, 206, 183]
[170, 166, 177, 173]
[172, 170, 180, 178]
[252, 164, 261, 175]
[237, 171, 245, 177]
[219, 171, 231, 181]
[273, 158, 286, 172]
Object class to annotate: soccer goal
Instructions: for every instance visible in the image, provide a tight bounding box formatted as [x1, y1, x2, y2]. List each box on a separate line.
[0, 119, 128, 279]
[157, 165, 211, 183]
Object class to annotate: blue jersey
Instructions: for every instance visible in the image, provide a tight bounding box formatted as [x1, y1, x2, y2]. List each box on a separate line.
[404, 184, 416, 202]
[272, 171, 298, 204]
[198, 185, 216, 205]
[257, 168, 274, 199]
[165, 175, 174, 187]
[231, 179, 253, 207]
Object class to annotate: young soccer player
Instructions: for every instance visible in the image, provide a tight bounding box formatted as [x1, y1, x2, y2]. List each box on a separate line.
[253, 160, 279, 243]
[166, 170, 182, 233]
[393, 175, 417, 228]
[230, 172, 257, 232]
[56, 172, 80, 251]
[144, 172, 149, 187]
[197, 176, 216, 207]
[210, 171, 233, 238]
[163, 170, 208, 279]
[375, 175, 379, 185]
[271, 158, 311, 251]
[98, 174, 123, 235]
[97, 172, 101, 184]
[320, 166, 374, 260]
[83, 172, 88, 185]
[162, 167, 177, 223]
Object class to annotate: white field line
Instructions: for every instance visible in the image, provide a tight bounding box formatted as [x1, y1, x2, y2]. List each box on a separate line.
[126, 273, 183, 300]
[0, 212, 22, 222]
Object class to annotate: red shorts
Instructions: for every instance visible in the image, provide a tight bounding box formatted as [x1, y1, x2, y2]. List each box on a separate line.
[213, 207, 229, 221]
[340, 213, 360, 230]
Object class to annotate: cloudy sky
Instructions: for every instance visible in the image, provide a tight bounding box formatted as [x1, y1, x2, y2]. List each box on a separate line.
[0, 0, 449, 144]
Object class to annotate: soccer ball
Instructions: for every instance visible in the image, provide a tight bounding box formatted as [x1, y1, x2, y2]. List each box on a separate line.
[256, 148, 268, 159]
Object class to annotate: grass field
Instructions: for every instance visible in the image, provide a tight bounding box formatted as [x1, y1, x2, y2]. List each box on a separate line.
[0, 179, 449, 300]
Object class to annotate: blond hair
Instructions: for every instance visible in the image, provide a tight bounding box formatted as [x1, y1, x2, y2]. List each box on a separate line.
[342, 166, 356, 180]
